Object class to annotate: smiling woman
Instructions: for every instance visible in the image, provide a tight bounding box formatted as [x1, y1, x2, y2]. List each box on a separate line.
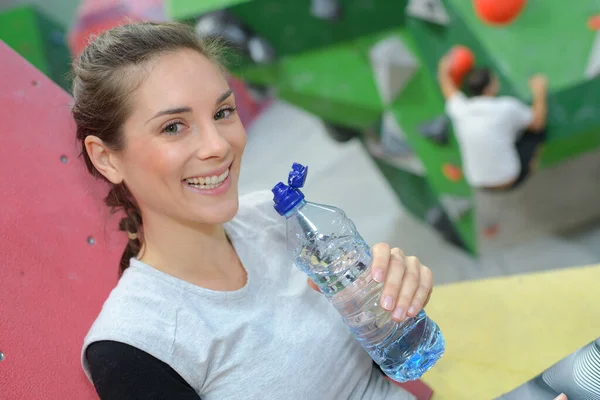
[72, 21, 431, 400]
[71, 23, 243, 274]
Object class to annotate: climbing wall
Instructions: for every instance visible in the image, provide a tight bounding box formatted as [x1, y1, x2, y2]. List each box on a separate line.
[407, 0, 600, 253]
[169, 0, 409, 57]
[451, 0, 598, 98]
[0, 42, 124, 399]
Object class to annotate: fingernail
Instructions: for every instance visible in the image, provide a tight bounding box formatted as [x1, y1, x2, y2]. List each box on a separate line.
[373, 268, 385, 283]
[392, 307, 404, 320]
[382, 296, 394, 310]
[407, 306, 416, 316]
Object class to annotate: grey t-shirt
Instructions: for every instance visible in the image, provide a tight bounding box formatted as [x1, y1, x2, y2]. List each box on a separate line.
[82, 190, 413, 400]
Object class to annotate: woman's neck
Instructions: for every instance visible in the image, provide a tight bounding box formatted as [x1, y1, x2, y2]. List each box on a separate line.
[137, 210, 246, 290]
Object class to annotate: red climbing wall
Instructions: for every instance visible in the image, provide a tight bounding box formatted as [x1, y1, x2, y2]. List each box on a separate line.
[0, 41, 125, 399]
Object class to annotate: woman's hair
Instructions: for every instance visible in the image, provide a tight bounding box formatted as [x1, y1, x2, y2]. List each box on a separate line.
[465, 67, 492, 97]
[71, 21, 227, 275]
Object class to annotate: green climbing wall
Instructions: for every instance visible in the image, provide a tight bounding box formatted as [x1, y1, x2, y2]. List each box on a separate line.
[448, 0, 598, 98]
[456, 0, 600, 169]
[0, 5, 72, 91]
[385, 30, 475, 251]
[408, 0, 600, 163]
[401, 0, 600, 251]
[276, 37, 383, 128]
[170, 0, 410, 56]
[542, 77, 600, 167]
[167, 0, 251, 21]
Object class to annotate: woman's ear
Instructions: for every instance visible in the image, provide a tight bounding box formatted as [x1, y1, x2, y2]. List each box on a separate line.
[84, 136, 124, 184]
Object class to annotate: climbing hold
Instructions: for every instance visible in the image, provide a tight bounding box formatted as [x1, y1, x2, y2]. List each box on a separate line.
[310, 0, 343, 21]
[482, 223, 499, 239]
[442, 163, 463, 182]
[449, 45, 475, 86]
[248, 36, 276, 64]
[195, 11, 275, 64]
[473, 0, 527, 26]
[195, 11, 249, 51]
[419, 115, 450, 145]
[406, 0, 450, 26]
[369, 36, 419, 105]
[589, 15, 600, 31]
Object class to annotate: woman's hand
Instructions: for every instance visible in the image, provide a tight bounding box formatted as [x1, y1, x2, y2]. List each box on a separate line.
[369, 244, 433, 322]
[308, 243, 433, 322]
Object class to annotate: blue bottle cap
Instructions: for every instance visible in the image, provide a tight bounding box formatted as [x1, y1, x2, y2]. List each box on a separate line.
[272, 163, 308, 215]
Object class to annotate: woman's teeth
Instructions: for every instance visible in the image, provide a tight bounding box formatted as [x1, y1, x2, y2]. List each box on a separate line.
[185, 169, 229, 189]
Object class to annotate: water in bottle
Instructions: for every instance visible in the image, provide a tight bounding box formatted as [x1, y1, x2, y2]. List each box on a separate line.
[272, 162, 445, 382]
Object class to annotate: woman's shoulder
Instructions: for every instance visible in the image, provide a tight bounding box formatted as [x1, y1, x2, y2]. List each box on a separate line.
[82, 268, 183, 381]
[238, 189, 277, 217]
[227, 190, 284, 238]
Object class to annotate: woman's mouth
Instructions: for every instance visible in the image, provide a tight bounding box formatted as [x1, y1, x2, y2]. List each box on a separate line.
[183, 168, 229, 190]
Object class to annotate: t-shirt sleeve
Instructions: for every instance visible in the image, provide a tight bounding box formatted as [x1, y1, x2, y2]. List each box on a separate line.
[505, 97, 534, 131]
[445, 91, 469, 118]
[86, 340, 201, 400]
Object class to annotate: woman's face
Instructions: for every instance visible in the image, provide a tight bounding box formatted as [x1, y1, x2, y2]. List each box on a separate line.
[112, 49, 246, 227]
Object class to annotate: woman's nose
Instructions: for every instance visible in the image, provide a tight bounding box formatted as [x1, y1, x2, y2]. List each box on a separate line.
[193, 122, 230, 160]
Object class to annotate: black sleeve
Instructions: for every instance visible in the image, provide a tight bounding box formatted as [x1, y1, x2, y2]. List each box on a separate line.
[86, 340, 201, 400]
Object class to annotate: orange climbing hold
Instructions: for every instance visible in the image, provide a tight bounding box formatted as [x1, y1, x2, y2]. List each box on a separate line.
[473, 0, 527, 26]
[588, 15, 600, 31]
[442, 163, 463, 182]
[449, 46, 475, 86]
[482, 223, 499, 239]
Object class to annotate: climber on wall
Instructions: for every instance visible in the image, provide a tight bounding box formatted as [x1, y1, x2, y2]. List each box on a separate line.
[436, 51, 548, 191]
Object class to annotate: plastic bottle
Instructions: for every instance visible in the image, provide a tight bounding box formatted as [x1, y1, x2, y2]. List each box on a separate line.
[272, 163, 445, 382]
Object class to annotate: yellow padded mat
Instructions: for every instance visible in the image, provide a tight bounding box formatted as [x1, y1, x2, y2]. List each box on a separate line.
[421, 265, 600, 399]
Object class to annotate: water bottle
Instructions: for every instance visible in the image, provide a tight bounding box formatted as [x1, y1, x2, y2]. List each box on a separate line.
[272, 163, 445, 383]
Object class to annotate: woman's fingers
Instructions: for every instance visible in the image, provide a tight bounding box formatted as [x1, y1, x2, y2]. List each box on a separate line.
[423, 286, 433, 308]
[407, 264, 433, 318]
[391, 255, 421, 322]
[380, 248, 406, 312]
[371, 243, 391, 283]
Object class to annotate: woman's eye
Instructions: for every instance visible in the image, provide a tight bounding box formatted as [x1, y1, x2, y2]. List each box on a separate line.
[214, 107, 237, 121]
[162, 122, 184, 135]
